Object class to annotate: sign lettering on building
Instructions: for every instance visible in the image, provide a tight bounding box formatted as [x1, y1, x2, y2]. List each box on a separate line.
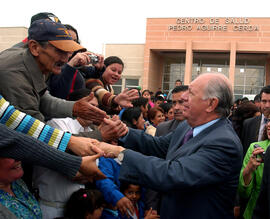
[168, 18, 259, 32]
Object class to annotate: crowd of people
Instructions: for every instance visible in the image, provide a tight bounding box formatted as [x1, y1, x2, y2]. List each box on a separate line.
[1, 11, 270, 219]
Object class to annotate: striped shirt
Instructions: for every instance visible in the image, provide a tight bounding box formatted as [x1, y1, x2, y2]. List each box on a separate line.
[0, 95, 71, 151]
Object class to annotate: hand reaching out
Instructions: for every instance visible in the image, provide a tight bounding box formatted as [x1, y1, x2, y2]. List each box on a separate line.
[117, 197, 134, 218]
[67, 136, 104, 157]
[145, 208, 160, 219]
[77, 154, 106, 182]
[73, 93, 107, 125]
[98, 116, 128, 142]
[114, 88, 139, 108]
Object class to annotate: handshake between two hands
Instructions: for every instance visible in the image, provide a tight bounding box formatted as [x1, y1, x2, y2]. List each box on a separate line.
[76, 139, 125, 182]
[90, 139, 125, 158]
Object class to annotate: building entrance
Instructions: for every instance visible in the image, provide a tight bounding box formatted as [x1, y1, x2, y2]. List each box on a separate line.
[162, 52, 185, 94]
[234, 53, 266, 99]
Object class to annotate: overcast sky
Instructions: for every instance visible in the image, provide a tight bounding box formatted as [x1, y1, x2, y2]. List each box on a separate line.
[1, 0, 269, 53]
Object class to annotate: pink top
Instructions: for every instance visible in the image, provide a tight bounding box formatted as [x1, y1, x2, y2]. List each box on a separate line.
[149, 100, 154, 108]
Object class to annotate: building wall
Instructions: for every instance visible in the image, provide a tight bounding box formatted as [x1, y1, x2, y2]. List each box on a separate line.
[0, 27, 27, 51]
[148, 51, 163, 91]
[144, 17, 270, 91]
[105, 44, 144, 89]
[2, 20, 270, 95]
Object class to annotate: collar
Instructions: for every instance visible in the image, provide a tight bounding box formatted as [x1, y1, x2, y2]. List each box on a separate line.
[193, 118, 220, 137]
[100, 76, 114, 93]
[23, 48, 47, 94]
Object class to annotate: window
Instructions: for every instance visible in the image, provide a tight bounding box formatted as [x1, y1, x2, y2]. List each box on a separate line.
[234, 53, 266, 98]
[162, 52, 185, 94]
[112, 79, 122, 95]
[125, 79, 139, 89]
[112, 78, 140, 94]
[192, 52, 230, 80]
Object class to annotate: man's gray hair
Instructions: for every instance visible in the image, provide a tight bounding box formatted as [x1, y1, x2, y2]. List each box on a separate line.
[202, 73, 234, 117]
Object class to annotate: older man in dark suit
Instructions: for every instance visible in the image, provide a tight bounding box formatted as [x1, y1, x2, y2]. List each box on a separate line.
[100, 73, 243, 219]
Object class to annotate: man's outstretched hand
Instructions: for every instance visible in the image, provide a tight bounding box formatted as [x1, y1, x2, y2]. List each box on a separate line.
[73, 93, 107, 125]
[67, 136, 103, 157]
[77, 154, 106, 182]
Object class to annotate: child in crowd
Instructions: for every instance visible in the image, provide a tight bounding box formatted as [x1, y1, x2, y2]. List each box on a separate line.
[153, 95, 164, 107]
[142, 90, 154, 108]
[63, 188, 105, 219]
[119, 182, 159, 219]
[121, 107, 145, 130]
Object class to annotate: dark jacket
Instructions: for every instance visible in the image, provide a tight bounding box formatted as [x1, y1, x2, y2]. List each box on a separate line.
[241, 116, 261, 155]
[47, 64, 105, 99]
[155, 119, 182, 137]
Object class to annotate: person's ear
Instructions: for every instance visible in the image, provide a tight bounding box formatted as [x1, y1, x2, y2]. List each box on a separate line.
[132, 118, 137, 126]
[28, 40, 41, 57]
[206, 97, 219, 113]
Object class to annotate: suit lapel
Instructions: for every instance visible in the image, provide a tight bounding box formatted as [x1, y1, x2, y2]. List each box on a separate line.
[255, 116, 261, 141]
[168, 119, 226, 161]
[166, 122, 190, 159]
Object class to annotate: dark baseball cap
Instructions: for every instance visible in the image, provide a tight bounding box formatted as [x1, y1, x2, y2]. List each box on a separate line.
[30, 12, 61, 25]
[28, 19, 85, 52]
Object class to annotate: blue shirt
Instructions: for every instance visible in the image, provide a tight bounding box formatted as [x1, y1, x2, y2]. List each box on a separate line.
[193, 118, 220, 137]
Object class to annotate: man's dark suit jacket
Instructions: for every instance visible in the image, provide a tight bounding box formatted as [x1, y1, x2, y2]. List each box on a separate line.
[155, 119, 181, 137]
[145, 119, 182, 211]
[119, 118, 243, 219]
[253, 146, 270, 219]
[241, 116, 261, 155]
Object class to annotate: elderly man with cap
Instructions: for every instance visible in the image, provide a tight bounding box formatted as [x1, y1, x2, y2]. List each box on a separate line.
[0, 20, 114, 189]
[0, 20, 131, 160]
[13, 12, 62, 48]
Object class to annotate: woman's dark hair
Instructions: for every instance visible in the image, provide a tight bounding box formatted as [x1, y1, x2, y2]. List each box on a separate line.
[154, 91, 163, 99]
[262, 125, 269, 141]
[64, 188, 105, 219]
[142, 89, 150, 95]
[121, 107, 142, 129]
[104, 56, 124, 68]
[154, 95, 164, 102]
[64, 24, 80, 44]
[148, 106, 164, 124]
[159, 102, 173, 114]
[231, 101, 260, 137]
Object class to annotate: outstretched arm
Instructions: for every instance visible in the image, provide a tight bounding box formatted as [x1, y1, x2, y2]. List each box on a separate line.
[0, 95, 71, 151]
[114, 88, 139, 108]
[0, 94, 105, 157]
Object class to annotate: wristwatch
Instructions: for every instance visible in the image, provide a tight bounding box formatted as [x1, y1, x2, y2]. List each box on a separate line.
[117, 150, 126, 163]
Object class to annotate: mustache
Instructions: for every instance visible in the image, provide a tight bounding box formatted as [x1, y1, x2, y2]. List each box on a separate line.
[55, 61, 65, 67]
